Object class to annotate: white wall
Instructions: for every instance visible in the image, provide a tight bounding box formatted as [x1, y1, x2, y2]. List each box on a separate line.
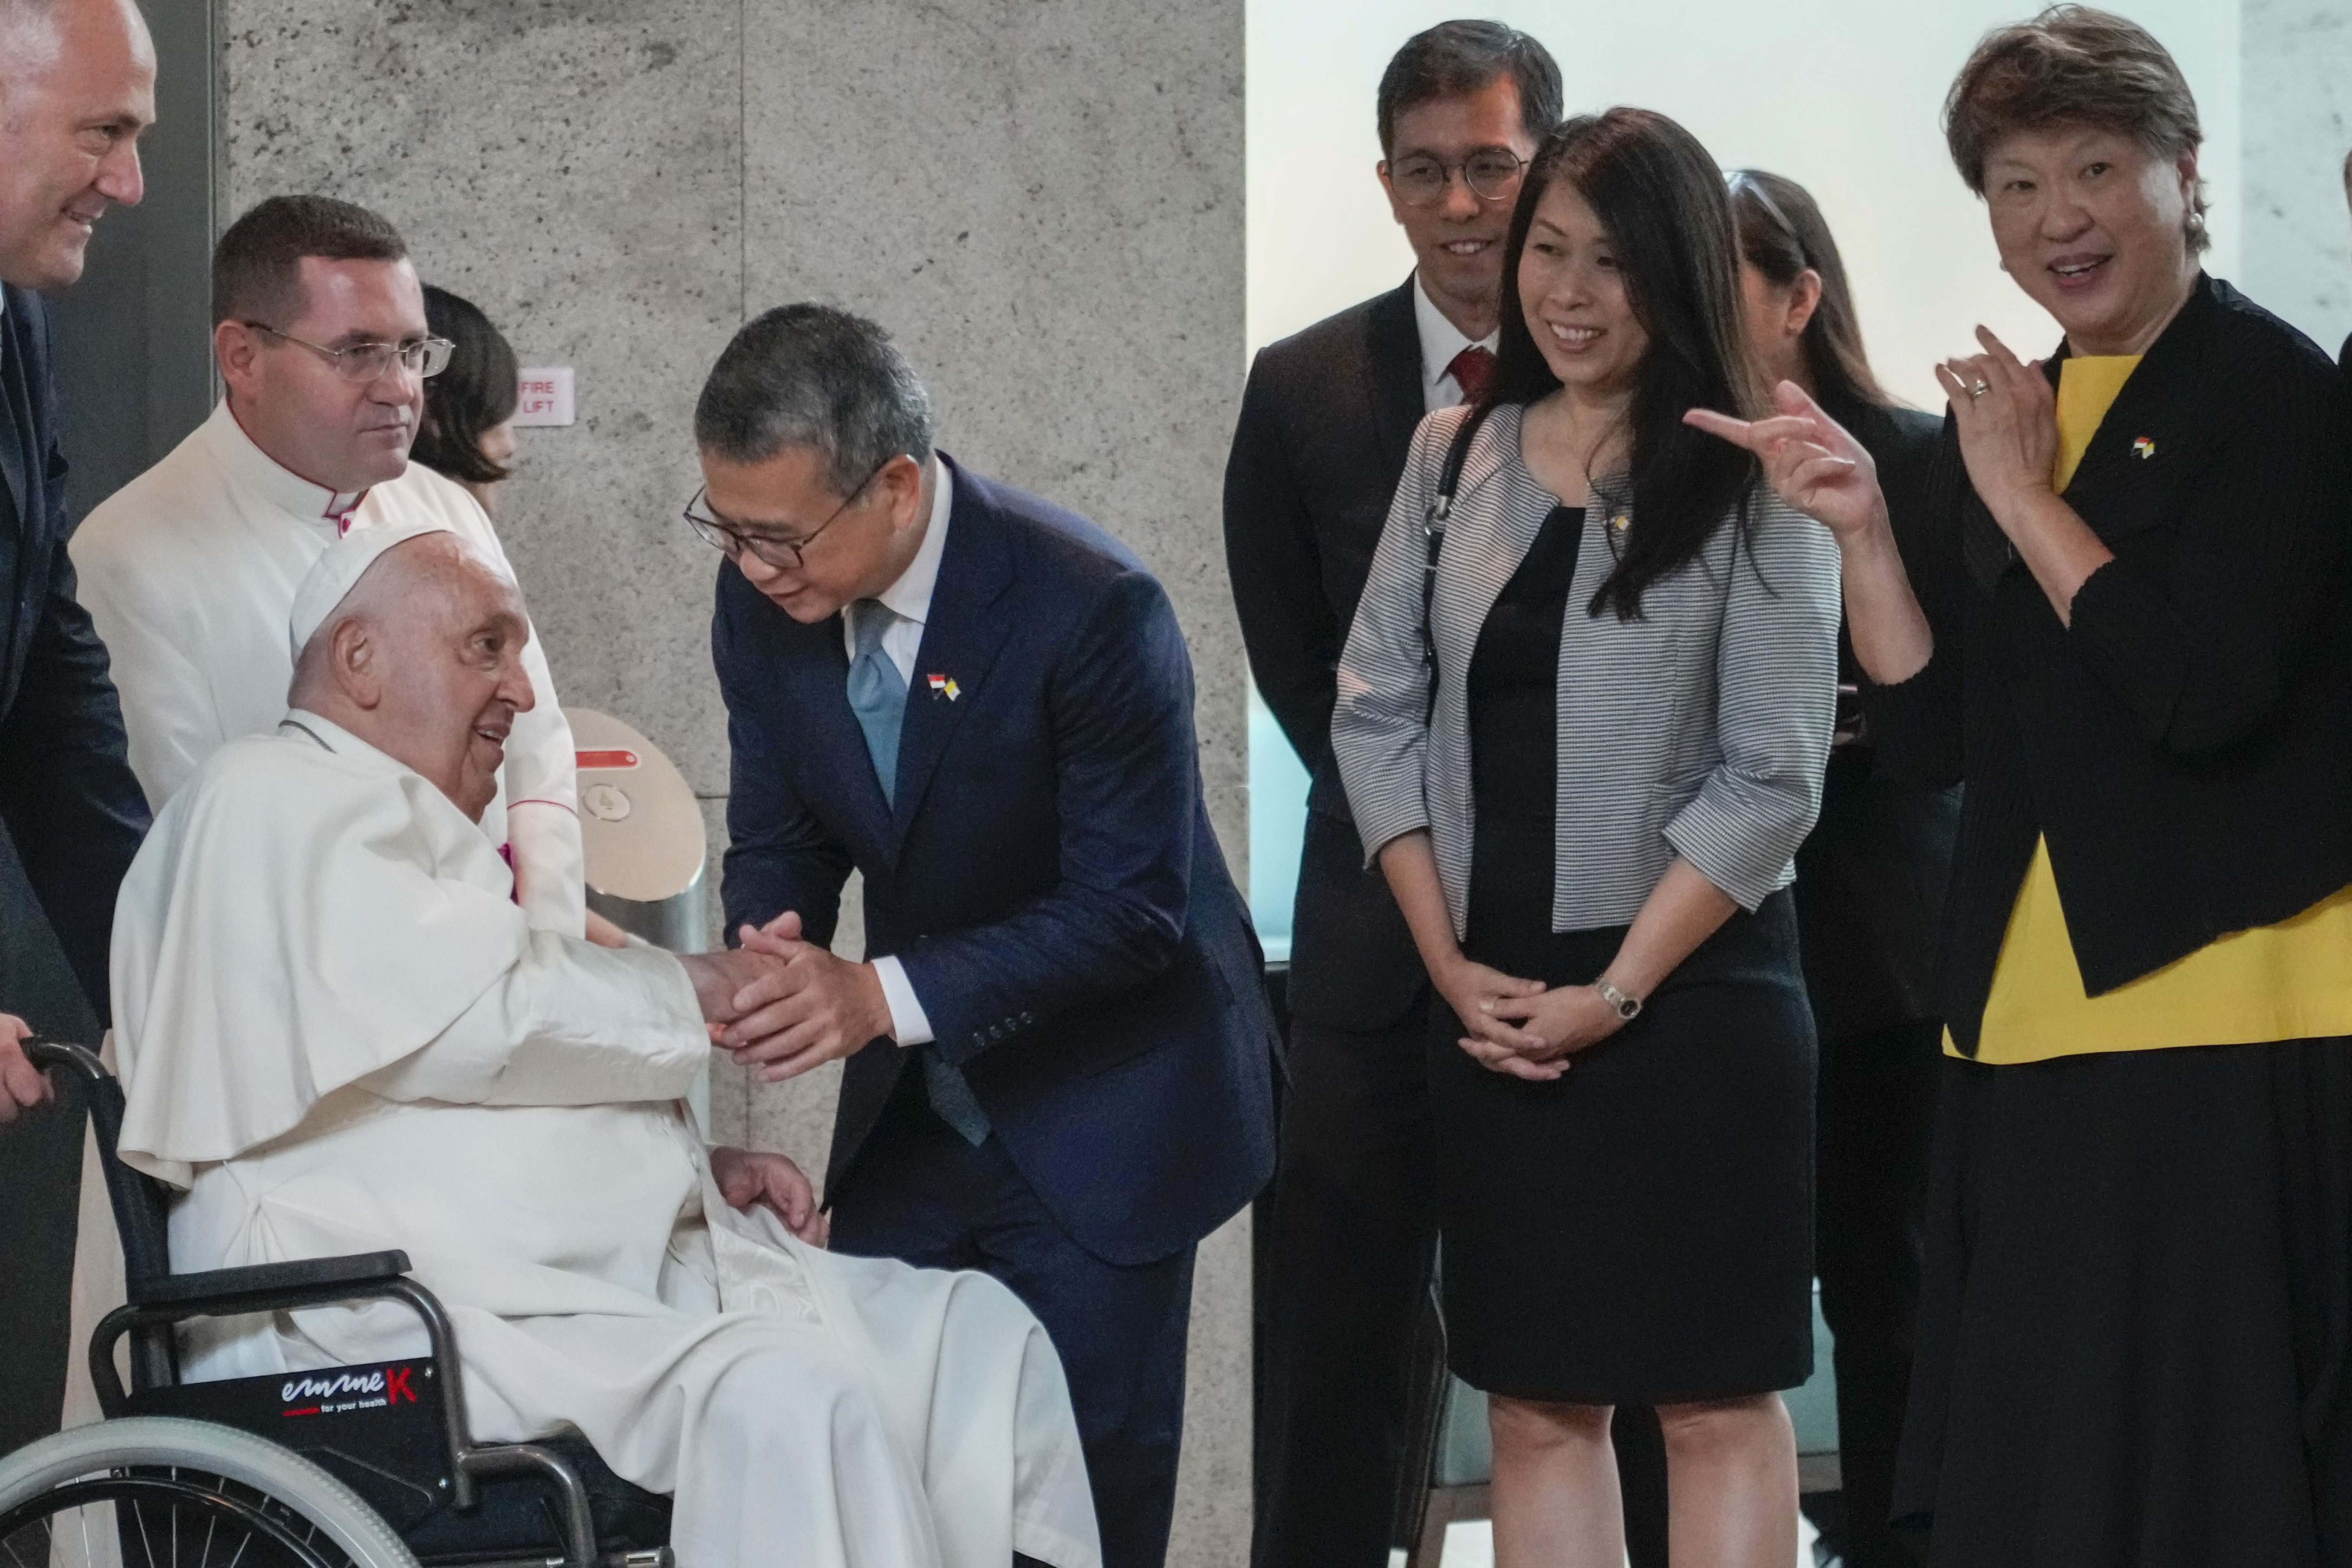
[1247, 0, 2243, 408]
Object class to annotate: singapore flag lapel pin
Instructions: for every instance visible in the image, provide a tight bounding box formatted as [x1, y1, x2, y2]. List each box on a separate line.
[926, 673, 960, 701]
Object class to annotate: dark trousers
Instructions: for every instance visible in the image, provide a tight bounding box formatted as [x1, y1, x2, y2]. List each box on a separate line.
[0, 829, 97, 1455]
[1815, 1017, 1941, 1567]
[828, 1086, 1195, 1568]
[1250, 1009, 1439, 1567]
[1249, 1013, 1670, 1567]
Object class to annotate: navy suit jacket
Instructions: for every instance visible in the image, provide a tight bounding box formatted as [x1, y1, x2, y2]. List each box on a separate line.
[714, 456, 1279, 1266]
[0, 285, 147, 1020]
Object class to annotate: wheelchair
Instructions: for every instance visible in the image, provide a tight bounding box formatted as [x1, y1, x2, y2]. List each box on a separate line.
[0, 1040, 676, 1568]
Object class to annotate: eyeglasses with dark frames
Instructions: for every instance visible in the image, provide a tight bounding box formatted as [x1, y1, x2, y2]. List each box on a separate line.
[1386, 148, 1529, 207]
[682, 454, 901, 570]
[242, 322, 454, 382]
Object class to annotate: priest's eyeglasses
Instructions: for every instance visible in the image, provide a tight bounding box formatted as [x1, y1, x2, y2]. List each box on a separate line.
[1386, 148, 1528, 207]
[683, 455, 897, 570]
[242, 321, 455, 382]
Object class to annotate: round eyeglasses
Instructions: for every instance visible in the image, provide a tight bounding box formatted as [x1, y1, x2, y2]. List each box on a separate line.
[1386, 148, 1528, 207]
[242, 322, 455, 382]
[682, 455, 898, 570]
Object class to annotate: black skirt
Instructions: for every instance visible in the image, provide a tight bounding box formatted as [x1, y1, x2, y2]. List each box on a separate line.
[1431, 498, 1816, 1404]
[1431, 880, 1818, 1404]
[1893, 1041, 2352, 1565]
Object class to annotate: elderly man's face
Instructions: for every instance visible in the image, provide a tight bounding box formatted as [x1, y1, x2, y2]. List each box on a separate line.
[696, 444, 927, 625]
[216, 255, 430, 494]
[0, 0, 155, 290]
[325, 536, 536, 821]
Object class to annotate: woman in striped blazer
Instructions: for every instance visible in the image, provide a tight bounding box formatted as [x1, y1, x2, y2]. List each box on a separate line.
[1332, 109, 1840, 1566]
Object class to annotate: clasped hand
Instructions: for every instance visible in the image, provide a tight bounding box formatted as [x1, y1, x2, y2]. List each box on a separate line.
[1437, 958, 1626, 1082]
[678, 912, 893, 1083]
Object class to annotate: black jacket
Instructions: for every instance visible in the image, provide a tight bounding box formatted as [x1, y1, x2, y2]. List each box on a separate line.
[1891, 275, 2352, 1053]
[0, 286, 148, 1021]
[1792, 399, 1961, 1041]
[1222, 278, 1427, 1031]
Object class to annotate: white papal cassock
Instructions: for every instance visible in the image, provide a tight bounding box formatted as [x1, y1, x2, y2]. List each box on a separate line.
[69, 399, 585, 933]
[107, 713, 1102, 1568]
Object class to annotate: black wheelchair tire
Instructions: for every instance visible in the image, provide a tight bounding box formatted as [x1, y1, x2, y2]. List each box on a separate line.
[0, 1416, 418, 1568]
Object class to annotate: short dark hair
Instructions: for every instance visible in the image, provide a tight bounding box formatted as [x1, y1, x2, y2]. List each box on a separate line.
[1945, 6, 2207, 253]
[411, 285, 519, 488]
[1727, 169, 1893, 411]
[1377, 20, 1561, 158]
[1488, 108, 1760, 622]
[694, 305, 933, 495]
[212, 194, 407, 327]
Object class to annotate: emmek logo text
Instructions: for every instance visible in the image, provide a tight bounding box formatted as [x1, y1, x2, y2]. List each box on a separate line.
[281, 1370, 386, 1404]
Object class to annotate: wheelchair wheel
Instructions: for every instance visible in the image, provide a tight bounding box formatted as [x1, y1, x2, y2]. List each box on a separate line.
[0, 1416, 418, 1568]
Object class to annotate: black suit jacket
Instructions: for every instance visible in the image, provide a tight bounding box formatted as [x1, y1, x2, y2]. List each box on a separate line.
[1222, 278, 1429, 1032]
[1890, 275, 2352, 1052]
[714, 458, 1278, 1267]
[1792, 399, 1961, 1042]
[0, 286, 147, 1021]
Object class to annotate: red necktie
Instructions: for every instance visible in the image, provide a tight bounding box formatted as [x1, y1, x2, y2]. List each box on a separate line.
[1447, 344, 1496, 405]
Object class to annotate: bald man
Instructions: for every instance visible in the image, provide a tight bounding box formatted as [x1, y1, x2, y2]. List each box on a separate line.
[0, 0, 153, 1108]
[110, 525, 1101, 1568]
[0, 0, 155, 1454]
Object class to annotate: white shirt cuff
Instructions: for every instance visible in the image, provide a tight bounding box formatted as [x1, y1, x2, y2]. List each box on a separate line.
[871, 955, 935, 1047]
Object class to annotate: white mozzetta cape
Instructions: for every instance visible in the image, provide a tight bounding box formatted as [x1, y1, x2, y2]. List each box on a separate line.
[108, 717, 1101, 1568]
[71, 401, 586, 935]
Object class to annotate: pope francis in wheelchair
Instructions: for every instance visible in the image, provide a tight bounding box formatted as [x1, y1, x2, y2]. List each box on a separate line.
[0, 525, 1100, 1568]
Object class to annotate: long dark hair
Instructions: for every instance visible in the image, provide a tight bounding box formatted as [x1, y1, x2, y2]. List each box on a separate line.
[413, 285, 520, 487]
[1726, 169, 1893, 410]
[1485, 109, 1760, 621]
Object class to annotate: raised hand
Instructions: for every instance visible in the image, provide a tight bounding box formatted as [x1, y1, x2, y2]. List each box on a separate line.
[1684, 380, 1889, 544]
[1935, 324, 2060, 528]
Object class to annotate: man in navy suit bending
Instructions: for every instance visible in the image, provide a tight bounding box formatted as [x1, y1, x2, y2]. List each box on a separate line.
[698, 305, 1278, 1568]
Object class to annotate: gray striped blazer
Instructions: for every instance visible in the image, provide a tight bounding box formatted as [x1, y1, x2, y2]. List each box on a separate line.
[1332, 402, 1840, 938]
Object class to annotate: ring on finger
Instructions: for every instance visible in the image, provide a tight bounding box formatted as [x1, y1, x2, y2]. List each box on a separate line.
[1968, 380, 1990, 399]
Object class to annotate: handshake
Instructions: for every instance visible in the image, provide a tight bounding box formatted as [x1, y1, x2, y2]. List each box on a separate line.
[675, 911, 896, 1084]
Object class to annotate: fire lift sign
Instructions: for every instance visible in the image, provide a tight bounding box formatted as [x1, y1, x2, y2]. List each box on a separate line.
[513, 368, 574, 427]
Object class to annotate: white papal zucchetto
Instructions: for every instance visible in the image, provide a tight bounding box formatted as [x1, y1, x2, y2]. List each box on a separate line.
[286, 520, 456, 657]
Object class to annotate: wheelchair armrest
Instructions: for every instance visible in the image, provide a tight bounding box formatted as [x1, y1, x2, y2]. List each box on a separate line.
[129, 1250, 415, 1308]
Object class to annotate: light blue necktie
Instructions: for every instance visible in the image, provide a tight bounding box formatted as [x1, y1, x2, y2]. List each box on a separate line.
[845, 600, 992, 1146]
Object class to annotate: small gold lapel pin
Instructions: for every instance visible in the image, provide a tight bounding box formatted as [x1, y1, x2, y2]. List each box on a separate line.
[926, 673, 960, 701]
[2131, 436, 2156, 460]
[1609, 512, 1630, 532]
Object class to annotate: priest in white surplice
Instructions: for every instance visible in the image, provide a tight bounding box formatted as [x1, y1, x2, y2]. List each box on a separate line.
[69, 192, 587, 936]
[107, 523, 1101, 1568]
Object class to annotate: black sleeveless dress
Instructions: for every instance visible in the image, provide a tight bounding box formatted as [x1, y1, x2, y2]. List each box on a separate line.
[1428, 503, 1818, 1403]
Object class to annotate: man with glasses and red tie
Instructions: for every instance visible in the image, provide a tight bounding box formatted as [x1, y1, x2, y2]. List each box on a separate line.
[71, 194, 596, 941]
[1221, 23, 1664, 1568]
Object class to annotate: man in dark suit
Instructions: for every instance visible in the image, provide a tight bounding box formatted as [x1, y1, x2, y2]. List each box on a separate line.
[697, 305, 1277, 1568]
[0, 0, 153, 1097]
[0, 0, 155, 1454]
[1224, 23, 1666, 1568]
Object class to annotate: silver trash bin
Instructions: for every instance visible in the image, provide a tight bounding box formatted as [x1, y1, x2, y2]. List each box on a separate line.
[565, 708, 710, 954]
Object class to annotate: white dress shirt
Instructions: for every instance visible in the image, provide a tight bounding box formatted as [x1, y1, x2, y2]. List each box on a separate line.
[1414, 274, 1501, 413]
[845, 455, 953, 1047]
